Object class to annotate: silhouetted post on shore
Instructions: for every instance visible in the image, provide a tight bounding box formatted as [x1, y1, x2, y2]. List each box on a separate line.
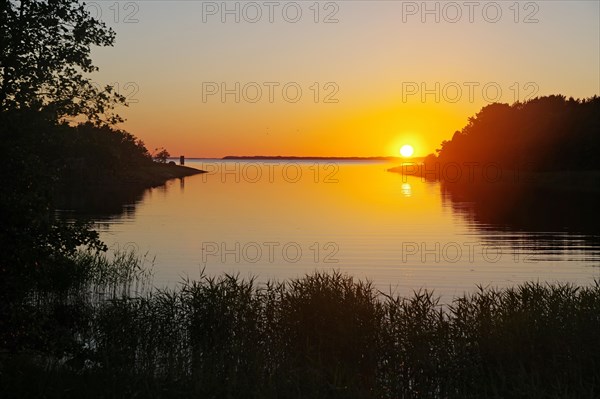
[180, 155, 185, 165]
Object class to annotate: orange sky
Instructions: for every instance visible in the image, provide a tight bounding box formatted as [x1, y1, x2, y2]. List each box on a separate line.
[90, 1, 599, 158]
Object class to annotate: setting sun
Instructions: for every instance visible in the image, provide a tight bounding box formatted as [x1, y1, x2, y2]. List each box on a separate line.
[400, 144, 415, 157]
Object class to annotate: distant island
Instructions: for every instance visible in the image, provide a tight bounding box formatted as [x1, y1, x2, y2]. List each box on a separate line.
[222, 155, 423, 161]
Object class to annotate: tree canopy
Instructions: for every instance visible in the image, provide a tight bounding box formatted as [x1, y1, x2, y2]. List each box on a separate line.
[428, 95, 600, 171]
[0, 0, 125, 124]
[0, 0, 147, 296]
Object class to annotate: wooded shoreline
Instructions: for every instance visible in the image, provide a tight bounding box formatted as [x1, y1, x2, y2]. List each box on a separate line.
[388, 163, 600, 192]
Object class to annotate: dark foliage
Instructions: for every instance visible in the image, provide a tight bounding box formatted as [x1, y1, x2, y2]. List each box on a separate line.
[0, 0, 124, 124]
[0, 0, 157, 355]
[425, 96, 600, 172]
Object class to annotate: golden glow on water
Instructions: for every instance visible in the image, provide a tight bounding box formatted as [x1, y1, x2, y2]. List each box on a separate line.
[98, 161, 600, 300]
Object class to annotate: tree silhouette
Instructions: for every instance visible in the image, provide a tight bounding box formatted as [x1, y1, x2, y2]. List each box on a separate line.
[425, 96, 600, 173]
[0, 1, 136, 302]
[153, 147, 171, 164]
[0, 0, 125, 124]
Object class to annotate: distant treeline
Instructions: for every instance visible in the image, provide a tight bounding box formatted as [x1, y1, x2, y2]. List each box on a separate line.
[425, 95, 600, 171]
[223, 156, 407, 161]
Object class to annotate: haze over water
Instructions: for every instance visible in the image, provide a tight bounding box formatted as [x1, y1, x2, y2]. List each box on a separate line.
[88, 160, 600, 299]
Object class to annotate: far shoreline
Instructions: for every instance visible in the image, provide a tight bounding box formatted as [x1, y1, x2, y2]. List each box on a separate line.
[221, 155, 424, 161]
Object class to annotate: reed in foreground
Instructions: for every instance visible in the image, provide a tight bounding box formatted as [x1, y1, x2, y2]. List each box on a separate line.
[1, 256, 599, 398]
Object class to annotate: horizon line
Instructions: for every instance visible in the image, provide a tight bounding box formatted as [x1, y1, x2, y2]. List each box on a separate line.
[169, 155, 425, 160]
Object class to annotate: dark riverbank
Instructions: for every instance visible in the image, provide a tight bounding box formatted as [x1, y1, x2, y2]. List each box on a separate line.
[62, 162, 206, 189]
[115, 162, 206, 188]
[54, 163, 206, 217]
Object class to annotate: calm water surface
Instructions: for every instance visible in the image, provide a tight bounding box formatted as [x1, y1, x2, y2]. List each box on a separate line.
[76, 160, 600, 299]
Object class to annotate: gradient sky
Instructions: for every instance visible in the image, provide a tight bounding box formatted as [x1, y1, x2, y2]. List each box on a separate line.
[89, 0, 600, 157]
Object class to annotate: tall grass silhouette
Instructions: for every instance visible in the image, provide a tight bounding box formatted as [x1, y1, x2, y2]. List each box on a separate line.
[2, 257, 599, 398]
